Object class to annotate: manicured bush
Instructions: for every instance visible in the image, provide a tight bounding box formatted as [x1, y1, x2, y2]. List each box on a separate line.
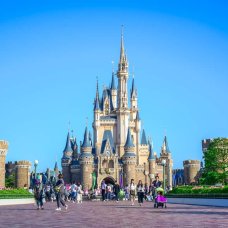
[169, 185, 228, 194]
[0, 189, 33, 199]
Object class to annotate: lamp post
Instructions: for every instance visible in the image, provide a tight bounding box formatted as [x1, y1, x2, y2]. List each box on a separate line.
[162, 159, 166, 191]
[34, 160, 38, 180]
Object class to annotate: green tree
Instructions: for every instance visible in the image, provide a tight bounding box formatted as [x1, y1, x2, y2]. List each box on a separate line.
[202, 138, 228, 185]
[5, 173, 16, 188]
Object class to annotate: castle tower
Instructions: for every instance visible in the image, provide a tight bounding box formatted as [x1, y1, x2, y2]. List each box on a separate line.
[122, 128, 136, 186]
[61, 132, 73, 184]
[148, 140, 156, 184]
[79, 127, 94, 189]
[0, 140, 8, 188]
[160, 136, 173, 188]
[15, 160, 31, 188]
[116, 29, 130, 157]
[183, 160, 201, 185]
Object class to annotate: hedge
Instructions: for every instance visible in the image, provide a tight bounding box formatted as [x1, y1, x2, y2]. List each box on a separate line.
[169, 186, 228, 194]
[0, 189, 34, 199]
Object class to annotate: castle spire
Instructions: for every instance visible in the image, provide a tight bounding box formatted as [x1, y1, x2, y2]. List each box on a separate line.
[120, 25, 125, 61]
[131, 77, 137, 98]
[148, 140, 155, 160]
[141, 129, 148, 145]
[124, 127, 135, 148]
[162, 135, 170, 153]
[54, 161, 58, 171]
[110, 71, 116, 90]
[63, 131, 73, 153]
[81, 127, 91, 148]
[94, 79, 100, 111]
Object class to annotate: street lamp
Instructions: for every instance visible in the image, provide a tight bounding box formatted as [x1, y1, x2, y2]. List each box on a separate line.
[161, 159, 166, 191]
[34, 160, 38, 180]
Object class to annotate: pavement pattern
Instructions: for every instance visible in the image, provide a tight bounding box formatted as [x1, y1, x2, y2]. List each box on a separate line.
[0, 200, 228, 228]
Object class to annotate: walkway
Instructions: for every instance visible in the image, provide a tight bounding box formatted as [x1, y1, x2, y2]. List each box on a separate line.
[0, 201, 227, 227]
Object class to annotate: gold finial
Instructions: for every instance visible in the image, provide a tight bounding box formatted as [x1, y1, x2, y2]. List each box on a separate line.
[86, 117, 88, 127]
[68, 121, 71, 132]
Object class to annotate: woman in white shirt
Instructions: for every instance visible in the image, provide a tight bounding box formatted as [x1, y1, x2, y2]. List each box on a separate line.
[129, 179, 136, 206]
[137, 180, 145, 206]
[77, 182, 83, 204]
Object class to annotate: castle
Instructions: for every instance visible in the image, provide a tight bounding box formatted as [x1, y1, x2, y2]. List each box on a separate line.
[61, 31, 173, 189]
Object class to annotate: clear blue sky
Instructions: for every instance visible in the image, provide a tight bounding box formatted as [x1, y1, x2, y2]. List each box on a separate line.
[0, 0, 227, 172]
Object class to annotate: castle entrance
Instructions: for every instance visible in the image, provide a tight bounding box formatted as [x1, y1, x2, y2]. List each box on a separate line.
[102, 176, 115, 186]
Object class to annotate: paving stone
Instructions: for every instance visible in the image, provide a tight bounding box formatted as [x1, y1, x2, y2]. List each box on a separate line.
[0, 201, 227, 227]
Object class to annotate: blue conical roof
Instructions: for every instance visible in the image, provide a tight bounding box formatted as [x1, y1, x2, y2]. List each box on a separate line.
[141, 129, 148, 145]
[54, 161, 58, 170]
[131, 78, 137, 98]
[63, 132, 73, 153]
[81, 127, 91, 148]
[110, 72, 116, 90]
[163, 136, 170, 153]
[124, 128, 135, 148]
[136, 111, 140, 120]
[94, 81, 100, 111]
[148, 140, 155, 161]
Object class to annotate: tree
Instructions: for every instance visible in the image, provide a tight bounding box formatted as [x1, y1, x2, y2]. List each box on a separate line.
[5, 173, 16, 188]
[201, 138, 228, 185]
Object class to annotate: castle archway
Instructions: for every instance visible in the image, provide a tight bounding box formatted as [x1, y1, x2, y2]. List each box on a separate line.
[102, 176, 115, 186]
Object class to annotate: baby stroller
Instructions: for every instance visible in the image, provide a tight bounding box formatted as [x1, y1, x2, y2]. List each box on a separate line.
[154, 187, 167, 208]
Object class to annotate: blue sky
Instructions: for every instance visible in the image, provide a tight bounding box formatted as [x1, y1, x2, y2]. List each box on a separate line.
[0, 0, 227, 172]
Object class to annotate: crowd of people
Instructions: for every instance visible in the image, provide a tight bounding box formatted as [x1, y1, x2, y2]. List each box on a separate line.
[33, 173, 168, 210]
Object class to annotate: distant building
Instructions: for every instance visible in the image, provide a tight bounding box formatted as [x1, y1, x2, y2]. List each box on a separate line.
[0, 140, 9, 188]
[172, 169, 185, 187]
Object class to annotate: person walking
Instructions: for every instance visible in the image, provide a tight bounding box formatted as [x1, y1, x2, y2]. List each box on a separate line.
[55, 174, 68, 211]
[106, 184, 112, 201]
[71, 181, 77, 203]
[129, 179, 136, 206]
[137, 180, 145, 206]
[34, 180, 44, 210]
[101, 180, 106, 201]
[76, 182, 83, 204]
[113, 181, 120, 202]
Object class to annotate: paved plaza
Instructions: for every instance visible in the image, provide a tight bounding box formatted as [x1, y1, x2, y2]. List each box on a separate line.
[0, 201, 227, 228]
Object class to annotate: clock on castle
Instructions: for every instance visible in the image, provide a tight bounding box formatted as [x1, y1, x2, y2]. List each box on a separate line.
[61, 30, 173, 190]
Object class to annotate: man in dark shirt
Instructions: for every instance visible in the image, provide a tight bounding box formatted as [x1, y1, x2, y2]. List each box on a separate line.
[152, 176, 162, 188]
[113, 181, 120, 201]
[55, 174, 68, 211]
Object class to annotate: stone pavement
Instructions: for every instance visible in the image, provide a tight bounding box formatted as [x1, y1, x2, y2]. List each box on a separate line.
[0, 200, 227, 228]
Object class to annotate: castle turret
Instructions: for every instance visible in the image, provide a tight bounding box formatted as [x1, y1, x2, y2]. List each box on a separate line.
[183, 160, 201, 185]
[0, 140, 8, 188]
[61, 132, 73, 184]
[15, 160, 31, 188]
[79, 127, 94, 190]
[160, 135, 173, 188]
[122, 128, 136, 186]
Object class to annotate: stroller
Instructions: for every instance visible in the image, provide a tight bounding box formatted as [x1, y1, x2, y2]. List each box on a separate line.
[154, 187, 167, 208]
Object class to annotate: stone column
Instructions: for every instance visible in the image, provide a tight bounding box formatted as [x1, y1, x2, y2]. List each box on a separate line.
[0, 140, 8, 188]
[15, 161, 31, 188]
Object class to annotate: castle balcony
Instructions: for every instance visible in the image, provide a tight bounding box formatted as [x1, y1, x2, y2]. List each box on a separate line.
[100, 168, 115, 175]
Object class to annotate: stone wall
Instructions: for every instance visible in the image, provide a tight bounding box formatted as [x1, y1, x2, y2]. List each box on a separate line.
[183, 160, 200, 185]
